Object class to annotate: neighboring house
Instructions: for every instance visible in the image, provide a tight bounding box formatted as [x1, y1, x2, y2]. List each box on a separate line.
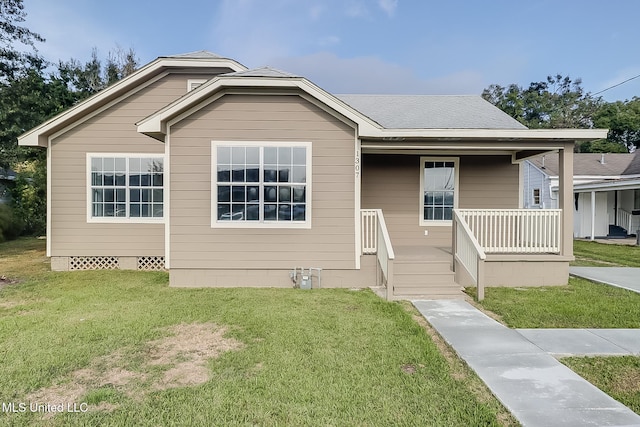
[18, 51, 607, 299]
[0, 168, 16, 204]
[525, 152, 640, 239]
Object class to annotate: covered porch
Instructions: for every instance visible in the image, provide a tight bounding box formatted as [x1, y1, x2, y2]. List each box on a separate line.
[357, 141, 578, 301]
[573, 178, 640, 240]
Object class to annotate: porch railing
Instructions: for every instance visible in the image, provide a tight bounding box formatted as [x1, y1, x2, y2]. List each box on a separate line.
[360, 209, 378, 254]
[360, 209, 394, 299]
[617, 209, 633, 235]
[457, 209, 562, 254]
[452, 210, 486, 300]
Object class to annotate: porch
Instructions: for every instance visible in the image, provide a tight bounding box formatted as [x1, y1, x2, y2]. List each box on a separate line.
[361, 208, 570, 300]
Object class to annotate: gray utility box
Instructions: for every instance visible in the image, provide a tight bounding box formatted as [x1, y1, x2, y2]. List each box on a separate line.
[300, 274, 312, 290]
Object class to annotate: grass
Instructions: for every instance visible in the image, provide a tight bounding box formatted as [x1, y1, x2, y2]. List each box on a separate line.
[0, 238, 517, 426]
[470, 239, 640, 416]
[562, 356, 640, 415]
[468, 240, 640, 329]
[572, 240, 640, 267]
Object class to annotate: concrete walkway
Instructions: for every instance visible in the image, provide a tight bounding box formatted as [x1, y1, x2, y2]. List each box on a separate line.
[570, 267, 640, 293]
[413, 299, 640, 427]
[517, 329, 640, 356]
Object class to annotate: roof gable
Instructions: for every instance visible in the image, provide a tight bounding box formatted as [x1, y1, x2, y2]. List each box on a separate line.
[18, 52, 247, 147]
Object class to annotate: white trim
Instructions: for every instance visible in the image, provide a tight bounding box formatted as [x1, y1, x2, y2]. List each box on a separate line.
[50, 72, 170, 143]
[187, 79, 208, 91]
[19, 57, 247, 147]
[210, 141, 312, 229]
[164, 131, 171, 269]
[46, 141, 52, 257]
[86, 153, 166, 224]
[419, 157, 460, 227]
[136, 74, 608, 143]
[354, 137, 362, 269]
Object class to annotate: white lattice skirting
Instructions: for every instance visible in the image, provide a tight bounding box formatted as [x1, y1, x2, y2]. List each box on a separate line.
[69, 256, 119, 270]
[67, 256, 166, 271]
[137, 256, 166, 271]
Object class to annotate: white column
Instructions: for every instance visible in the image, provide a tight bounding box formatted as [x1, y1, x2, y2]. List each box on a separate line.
[590, 191, 596, 241]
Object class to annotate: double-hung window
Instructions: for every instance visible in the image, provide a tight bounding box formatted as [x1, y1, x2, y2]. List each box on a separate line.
[212, 141, 311, 228]
[420, 157, 459, 225]
[88, 154, 164, 222]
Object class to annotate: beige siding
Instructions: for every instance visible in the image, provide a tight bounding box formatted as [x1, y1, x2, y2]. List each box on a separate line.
[50, 72, 215, 256]
[361, 154, 519, 247]
[169, 94, 357, 271]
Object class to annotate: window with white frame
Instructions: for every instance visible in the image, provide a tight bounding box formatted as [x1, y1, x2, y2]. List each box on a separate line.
[187, 79, 207, 91]
[89, 155, 164, 221]
[212, 142, 311, 227]
[532, 188, 541, 206]
[421, 158, 458, 224]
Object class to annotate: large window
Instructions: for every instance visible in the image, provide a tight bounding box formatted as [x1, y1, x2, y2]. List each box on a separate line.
[212, 142, 311, 228]
[88, 154, 164, 222]
[420, 158, 458, 225]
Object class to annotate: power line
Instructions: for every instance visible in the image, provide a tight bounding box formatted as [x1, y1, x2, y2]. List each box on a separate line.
[593, 73, 640, 96]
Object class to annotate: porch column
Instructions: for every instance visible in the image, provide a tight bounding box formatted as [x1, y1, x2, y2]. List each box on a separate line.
[558, 143, 574, 257]
[590, 191, 596, 241]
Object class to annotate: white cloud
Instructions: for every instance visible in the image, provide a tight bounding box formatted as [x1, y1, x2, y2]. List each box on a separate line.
[378, 0, 398, 17]
[272, 52, 485, 95]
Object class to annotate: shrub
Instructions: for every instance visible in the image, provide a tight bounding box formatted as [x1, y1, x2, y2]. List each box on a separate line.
[0, 204, 25, 242]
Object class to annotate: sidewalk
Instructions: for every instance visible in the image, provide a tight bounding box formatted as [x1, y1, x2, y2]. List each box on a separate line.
[570, 267, 640, 294]
[413, 299, 640, 427]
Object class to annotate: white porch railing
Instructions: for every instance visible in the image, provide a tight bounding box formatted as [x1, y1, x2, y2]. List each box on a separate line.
[360, 209, 378, 255]
[617, 209, 633, 235]
[452, 210, 486, 300]
[360, 209, 394, 299]
[457, 209, 562, 254]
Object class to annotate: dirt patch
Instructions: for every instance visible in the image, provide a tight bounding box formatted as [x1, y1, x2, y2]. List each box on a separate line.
[25, 323, 243, 414]
[0, 275, 20, 290]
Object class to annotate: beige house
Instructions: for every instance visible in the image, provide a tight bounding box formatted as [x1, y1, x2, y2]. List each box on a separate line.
[18, 51, 607, 300]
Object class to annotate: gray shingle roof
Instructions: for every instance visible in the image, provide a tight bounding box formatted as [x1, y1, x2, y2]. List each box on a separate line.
[164, 50, 224, 59]
[530, 152, 638, 176]
[335, 95, 528, 129]
[223, 66, 300, 78]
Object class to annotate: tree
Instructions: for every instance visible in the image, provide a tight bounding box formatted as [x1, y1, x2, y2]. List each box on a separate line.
[482, 74, 602, 130]
[593, 98, 640, 152]
[58, 46, 139, 98]
[0, 0, 45, 80]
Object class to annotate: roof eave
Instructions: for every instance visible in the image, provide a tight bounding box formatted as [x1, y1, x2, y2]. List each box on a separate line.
[17, 57, 247, 148]
[359, 128, 609, 141]
[137, 76, 382, 138]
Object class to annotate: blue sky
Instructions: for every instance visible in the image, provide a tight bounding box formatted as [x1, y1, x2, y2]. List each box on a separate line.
[23, 0, 640, 102]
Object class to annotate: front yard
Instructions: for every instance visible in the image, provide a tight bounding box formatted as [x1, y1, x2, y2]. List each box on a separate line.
[0, 239, 515, 426]
[470, 239, 640, 416]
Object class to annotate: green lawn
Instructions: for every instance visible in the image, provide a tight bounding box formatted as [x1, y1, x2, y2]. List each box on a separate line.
[562, 356, 640, 415]
[467, 277, 640, 329]
[469, 239, 640, 416]
[0, 238, 516, 426]
[573, 240, 640, 267]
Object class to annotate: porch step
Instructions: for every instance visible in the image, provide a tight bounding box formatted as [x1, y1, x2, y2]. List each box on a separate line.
[608, 224, 629, 238]
[392, 259, 463, 299]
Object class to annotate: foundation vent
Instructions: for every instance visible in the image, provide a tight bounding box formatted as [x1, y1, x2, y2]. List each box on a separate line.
[69, 256, 119, 271]
[137, 256, 166, 271]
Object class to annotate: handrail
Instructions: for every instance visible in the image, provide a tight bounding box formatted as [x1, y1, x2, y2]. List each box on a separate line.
[359, 209, 395, 300]
[617, 209, 633, 235]
[453, 209, 486, 301]
[457, 209, 562, 253]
